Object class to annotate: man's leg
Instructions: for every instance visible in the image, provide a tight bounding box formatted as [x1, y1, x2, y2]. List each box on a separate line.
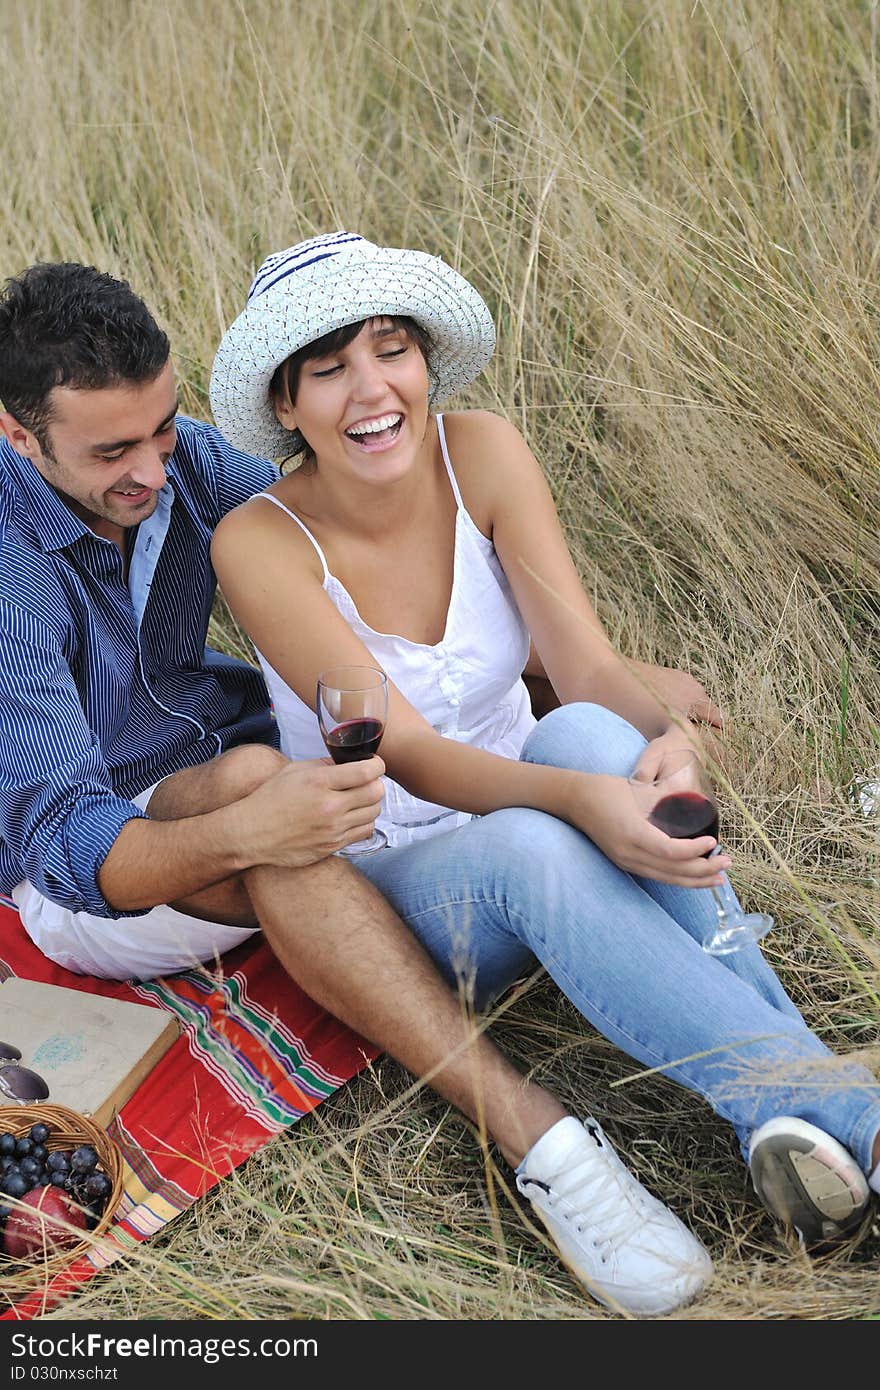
[145, 746, 564, 1165]
[244, 857, 566, 1163]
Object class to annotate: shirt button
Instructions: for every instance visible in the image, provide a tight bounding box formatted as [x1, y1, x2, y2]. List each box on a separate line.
[449, 696, 461, 708]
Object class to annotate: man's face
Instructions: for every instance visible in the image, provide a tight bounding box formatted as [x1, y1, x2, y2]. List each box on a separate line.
[14, 363, 179, 541]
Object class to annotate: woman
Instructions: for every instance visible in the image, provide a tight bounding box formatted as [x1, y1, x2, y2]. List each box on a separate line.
[209, 231, 880, 1302]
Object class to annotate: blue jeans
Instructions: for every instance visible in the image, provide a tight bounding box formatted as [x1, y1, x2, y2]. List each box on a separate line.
[358, 704, 880, 1172]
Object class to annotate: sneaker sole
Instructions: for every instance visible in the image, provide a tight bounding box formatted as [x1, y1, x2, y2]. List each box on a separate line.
[750, 1122, 869, 1244]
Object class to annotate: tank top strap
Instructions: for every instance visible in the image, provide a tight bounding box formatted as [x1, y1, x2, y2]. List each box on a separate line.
[255, 492, 330, 581]
[434, 413, 465, 512]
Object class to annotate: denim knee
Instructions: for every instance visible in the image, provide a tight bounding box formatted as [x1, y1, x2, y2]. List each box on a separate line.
[521, 702, 647, 778]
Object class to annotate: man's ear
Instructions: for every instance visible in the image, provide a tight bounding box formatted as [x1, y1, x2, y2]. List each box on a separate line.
[0, 411, 40, 458]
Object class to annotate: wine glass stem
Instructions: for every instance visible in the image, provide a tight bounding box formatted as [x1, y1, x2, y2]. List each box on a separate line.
[708, 868, 739, 923]
[711, 878, 728, 922]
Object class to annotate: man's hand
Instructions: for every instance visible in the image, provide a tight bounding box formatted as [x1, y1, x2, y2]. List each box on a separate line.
[571, 771, 729, 888]
[239, 756, 386, 867]
[98, 750, 386, 914]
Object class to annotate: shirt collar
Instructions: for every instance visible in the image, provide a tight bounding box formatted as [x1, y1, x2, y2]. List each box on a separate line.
[1, 438, 178, 553]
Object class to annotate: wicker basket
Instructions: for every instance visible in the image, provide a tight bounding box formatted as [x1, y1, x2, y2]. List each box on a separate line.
[0, 1103, 124, 1293]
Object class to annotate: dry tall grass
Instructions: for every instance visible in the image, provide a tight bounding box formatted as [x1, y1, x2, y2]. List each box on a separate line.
[1, 0, 878, 1320]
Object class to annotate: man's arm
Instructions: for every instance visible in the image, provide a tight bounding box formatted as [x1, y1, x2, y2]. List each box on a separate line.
[0, 600, 147, 916]
[181, 417, 279, 522]
[97, 751, 385, 913]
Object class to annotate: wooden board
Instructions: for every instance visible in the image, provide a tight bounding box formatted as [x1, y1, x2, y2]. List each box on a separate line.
[0, 977, 180, 1127]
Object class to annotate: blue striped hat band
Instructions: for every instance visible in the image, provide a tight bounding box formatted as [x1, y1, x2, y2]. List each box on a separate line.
[247, 232, 366, 304]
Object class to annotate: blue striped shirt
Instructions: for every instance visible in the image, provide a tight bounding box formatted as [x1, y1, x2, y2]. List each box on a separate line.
[0, 418, 278, 917]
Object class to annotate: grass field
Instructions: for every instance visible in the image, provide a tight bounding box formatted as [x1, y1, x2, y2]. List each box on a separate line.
[1, 0, 878, 1320]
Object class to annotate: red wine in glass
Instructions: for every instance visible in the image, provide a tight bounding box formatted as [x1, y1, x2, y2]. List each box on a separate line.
[648, 792, 719, 846]
[629, 749, 773, 955]
[316, 665, 389, 855]
[325, 717, 385, 764]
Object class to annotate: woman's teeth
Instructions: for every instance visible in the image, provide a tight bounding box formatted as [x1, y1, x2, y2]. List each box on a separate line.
[345, 414, 403, 444]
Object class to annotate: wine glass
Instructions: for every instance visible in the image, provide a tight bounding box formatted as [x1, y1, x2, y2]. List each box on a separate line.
[316, 665, 388, 856]
[628, 747, 773, 955]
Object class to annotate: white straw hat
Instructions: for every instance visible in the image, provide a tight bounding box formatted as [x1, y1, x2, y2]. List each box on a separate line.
[209, 231, 496, 459]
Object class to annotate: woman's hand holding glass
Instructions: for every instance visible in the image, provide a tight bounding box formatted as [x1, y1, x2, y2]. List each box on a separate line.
[571, 769, 729, 888]
[628, 748, 773, 955]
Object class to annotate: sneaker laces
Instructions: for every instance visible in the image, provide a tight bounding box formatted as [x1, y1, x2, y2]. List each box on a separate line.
[522, 1124, 655, 1259]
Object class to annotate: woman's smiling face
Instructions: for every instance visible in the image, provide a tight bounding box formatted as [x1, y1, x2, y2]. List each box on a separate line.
[273, 317, 431, 480]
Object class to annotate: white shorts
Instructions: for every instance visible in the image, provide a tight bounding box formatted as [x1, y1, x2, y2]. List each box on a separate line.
[12, 784, 258, 980]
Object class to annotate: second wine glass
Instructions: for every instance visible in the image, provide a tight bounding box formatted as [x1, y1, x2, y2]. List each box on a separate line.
[628, 748, 773, 955]
[316, 665, 388, 856]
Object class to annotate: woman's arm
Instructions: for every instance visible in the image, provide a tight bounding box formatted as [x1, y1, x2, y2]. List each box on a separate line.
[211, 497, 727, 888]
[523, 642, 725, 729]
[450, 412, 709, 742]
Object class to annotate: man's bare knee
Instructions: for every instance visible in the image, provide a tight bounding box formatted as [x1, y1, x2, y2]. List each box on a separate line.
[210, 744, 289, 799]
[245, 853, 399, 927]
[146, 744, 288, 819]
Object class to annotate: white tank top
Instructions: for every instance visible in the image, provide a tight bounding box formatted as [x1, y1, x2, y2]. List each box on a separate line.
[253, 414, 536, 846]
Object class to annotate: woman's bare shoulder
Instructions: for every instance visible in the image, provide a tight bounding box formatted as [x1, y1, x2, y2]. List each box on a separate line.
[441, 409, 536, 470]
[440, 408, 521, 448]
[439, 410, 541, 526]
[211, 480, 323, 580]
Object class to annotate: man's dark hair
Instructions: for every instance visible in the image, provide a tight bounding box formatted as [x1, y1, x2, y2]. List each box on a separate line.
[0, 262, 170, 446]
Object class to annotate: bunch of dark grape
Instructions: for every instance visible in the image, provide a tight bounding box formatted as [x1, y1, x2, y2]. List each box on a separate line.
[0, 1122, 113, 1251]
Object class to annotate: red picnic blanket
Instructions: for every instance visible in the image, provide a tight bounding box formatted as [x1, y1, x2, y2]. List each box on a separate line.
[0, 900, 377, 1319]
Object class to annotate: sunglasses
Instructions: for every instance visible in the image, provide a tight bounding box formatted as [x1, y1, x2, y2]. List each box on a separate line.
[0, 1042, 50, 1103]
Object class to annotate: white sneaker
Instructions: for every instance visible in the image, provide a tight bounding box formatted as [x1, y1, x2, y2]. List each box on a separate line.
[515, 1117, 712, 1316]
[749, 1116, 870, 1245]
